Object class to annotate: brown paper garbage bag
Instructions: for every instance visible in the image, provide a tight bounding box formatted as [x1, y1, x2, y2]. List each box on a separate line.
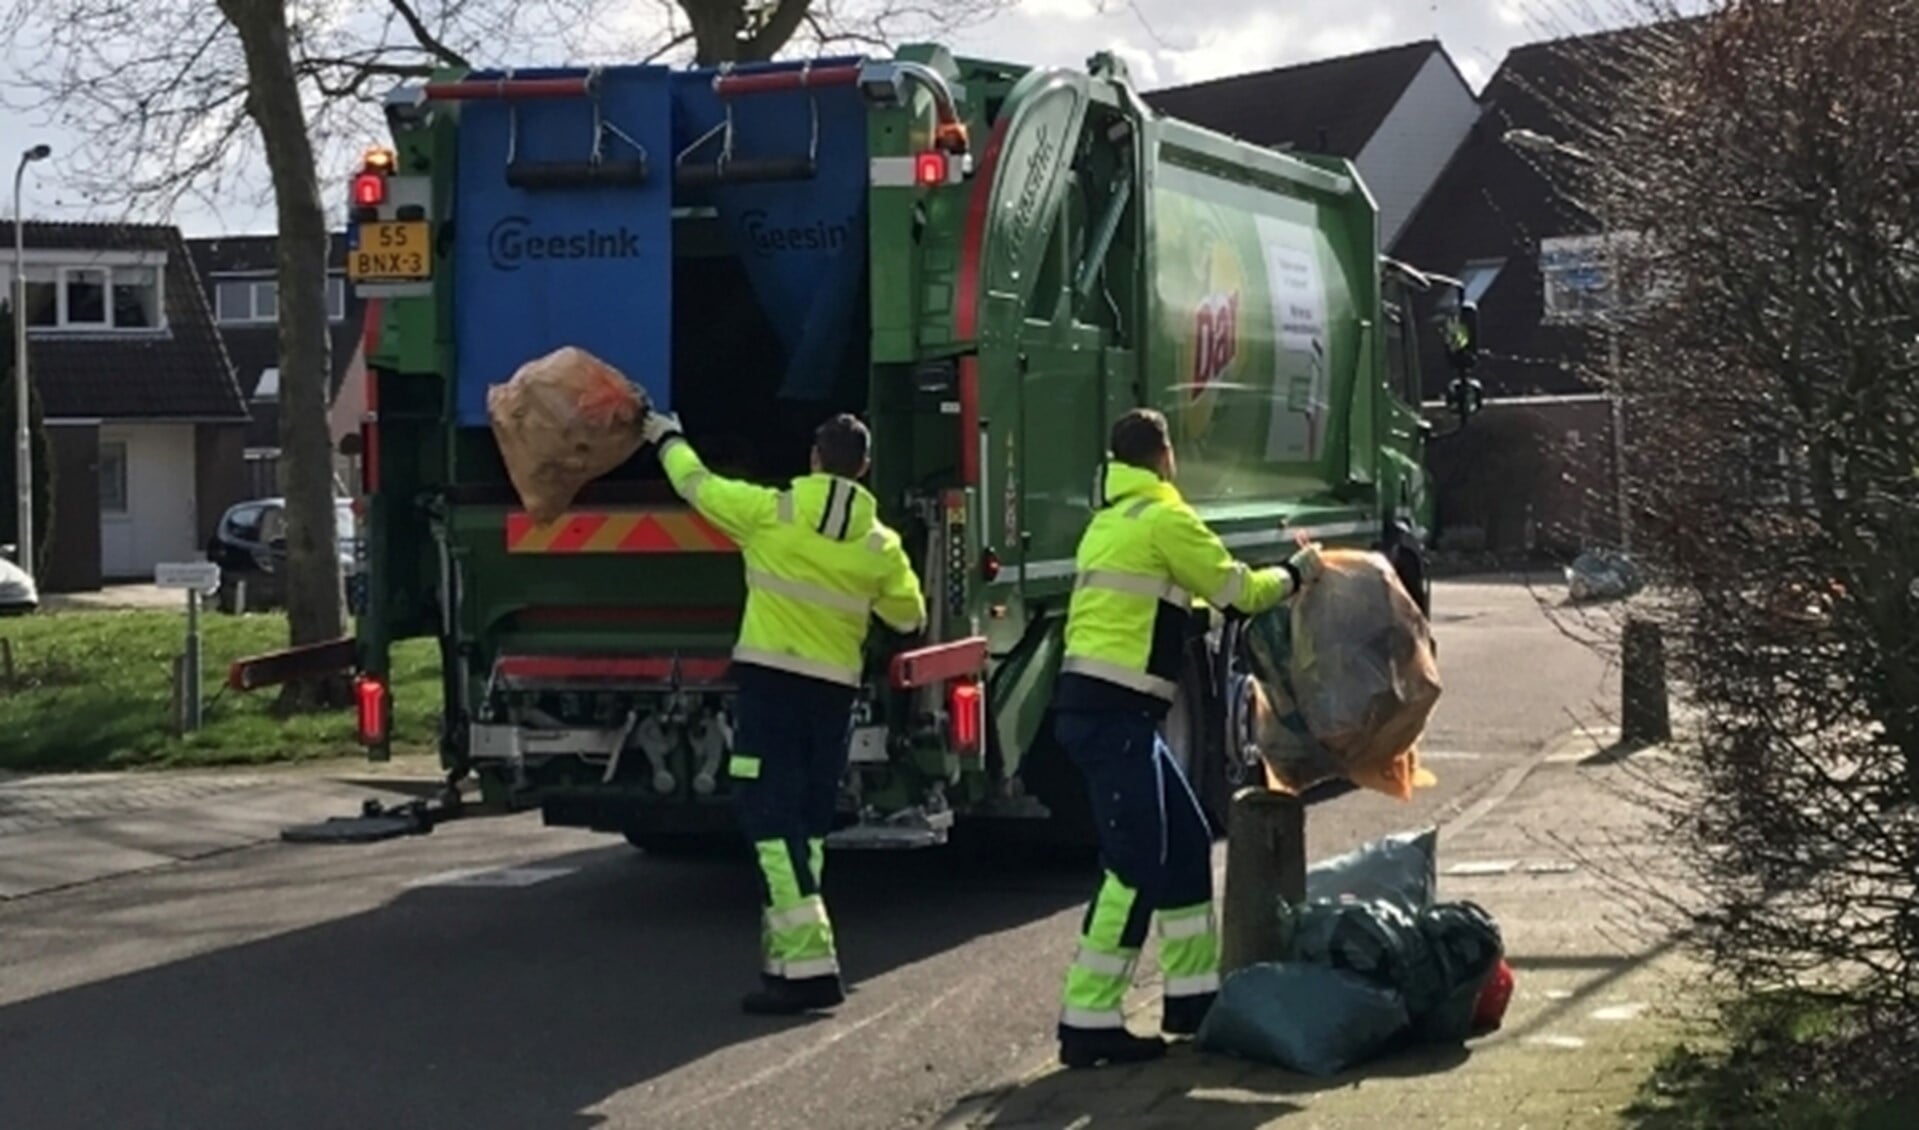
[486, 346, 650, 525]
[1247, 548, 1441, 801]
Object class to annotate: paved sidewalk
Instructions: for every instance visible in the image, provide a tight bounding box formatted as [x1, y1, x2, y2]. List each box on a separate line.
[0, 758, 444, 900]
[936, 741, 1697, 1130]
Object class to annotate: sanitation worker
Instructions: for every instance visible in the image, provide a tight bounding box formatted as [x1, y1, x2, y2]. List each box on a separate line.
[1050, 407, 1323, 1069]
[640, 409, 927, 1015]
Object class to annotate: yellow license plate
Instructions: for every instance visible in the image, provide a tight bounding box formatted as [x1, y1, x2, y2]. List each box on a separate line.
[349, 221, 430, 280]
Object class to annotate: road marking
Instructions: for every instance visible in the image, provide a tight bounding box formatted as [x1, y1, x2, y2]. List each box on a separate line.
[1416, 750, 1486, 762]
[1444, 860, 1518, 876]
[1591, 1002, 1648, 1022]
[1525, 1034, 1588, 1050]
[405, 866, 576, 889]
[1524, 861, 1579, 875]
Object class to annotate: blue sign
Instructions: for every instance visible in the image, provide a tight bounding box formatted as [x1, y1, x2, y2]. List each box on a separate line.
[452, 66, 675, 425]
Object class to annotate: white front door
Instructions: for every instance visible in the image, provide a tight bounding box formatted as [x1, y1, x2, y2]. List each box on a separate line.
[99, 424, 198, 580]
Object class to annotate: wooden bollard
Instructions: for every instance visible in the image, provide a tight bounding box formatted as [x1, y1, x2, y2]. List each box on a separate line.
[1219, 786, 1307, 977]
[1620, 616, 1671, 746]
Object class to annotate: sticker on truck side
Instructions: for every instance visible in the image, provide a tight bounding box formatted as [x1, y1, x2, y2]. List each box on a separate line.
[505, 510, 735, 553]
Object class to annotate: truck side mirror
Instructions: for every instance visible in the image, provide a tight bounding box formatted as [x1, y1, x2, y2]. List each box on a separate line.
[1437, 298, 1479, 373]
[1445, 376, 1484, 421]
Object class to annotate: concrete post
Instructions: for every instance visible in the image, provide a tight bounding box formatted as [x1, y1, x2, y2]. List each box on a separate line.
[1621, 616, 1671, 746]
[1219, 786, 1307, 977]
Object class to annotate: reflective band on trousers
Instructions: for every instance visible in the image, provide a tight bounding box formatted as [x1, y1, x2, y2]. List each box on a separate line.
[1060, 1006, 1125, 1030]
[766, 899, 832, 932]
[1159, 910, 1217, 941]
[1059, 656, 1177, 701]
[1072, 946, 1137, 978]
[745, 567, 872, 616]
[1076, 568, 1192, 608]
[733, 646, 861, 687]
[1165, 972, 1221, 997]
[765, 955, 841, 980]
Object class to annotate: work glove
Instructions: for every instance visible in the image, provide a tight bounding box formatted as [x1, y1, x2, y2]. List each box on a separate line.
[1285, 542, 1325, 593]
[640, 410, 683, 448]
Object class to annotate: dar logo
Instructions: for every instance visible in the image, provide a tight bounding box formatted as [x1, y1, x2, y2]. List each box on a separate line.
[1192, 292, 1239, 395]
[1181, 243, 1243, 443]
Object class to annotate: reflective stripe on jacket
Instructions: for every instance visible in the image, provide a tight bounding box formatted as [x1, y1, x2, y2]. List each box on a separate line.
[1057, 460, 1293, 714]
[660, 437, 926, 686]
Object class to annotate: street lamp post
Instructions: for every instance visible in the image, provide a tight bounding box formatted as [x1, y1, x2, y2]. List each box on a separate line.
[1503, 128, 1631, 553]
[13, 143, 51, 577]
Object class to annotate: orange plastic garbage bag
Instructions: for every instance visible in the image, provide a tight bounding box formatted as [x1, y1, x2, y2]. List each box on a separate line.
[487, 346, 650, 525]
[1247, 548, 1441, 801]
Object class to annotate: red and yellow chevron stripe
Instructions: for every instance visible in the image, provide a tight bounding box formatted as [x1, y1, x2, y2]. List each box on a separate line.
[505, 510, 736, 554]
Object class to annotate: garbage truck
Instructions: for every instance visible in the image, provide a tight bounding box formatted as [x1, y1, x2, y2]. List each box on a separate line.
[236, 44, 1483, 852]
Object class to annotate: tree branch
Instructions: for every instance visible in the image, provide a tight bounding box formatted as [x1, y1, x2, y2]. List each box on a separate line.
[384, 0, 472, 68]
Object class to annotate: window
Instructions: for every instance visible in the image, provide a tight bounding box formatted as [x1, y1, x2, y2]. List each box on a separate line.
[99, 441, 129, 513]
[3, 261, 163, 331]
[1459, 258, 1506, 305]
[111, 266, 160, 328]
[223, 504, 266, 543]
[216, 273, 346, 323]
[20, 267, 58, 327]
[253, 367, 280, 402]
[64, 268, 108, 326]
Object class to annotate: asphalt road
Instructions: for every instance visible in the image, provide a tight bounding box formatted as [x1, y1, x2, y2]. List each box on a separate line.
[0, 578, 1611, 1130]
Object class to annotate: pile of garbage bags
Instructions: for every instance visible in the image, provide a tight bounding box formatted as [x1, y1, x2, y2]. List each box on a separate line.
[1238, 549, 1442, 800]
[488, 346, 651, 524]
[1197, 829, 1514, 1077]
[1565, 548, 1644, 603]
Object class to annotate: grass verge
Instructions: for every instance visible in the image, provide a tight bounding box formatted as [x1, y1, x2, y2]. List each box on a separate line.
[1625, 990, 1919, 1130]
[0, 609, 439, 772]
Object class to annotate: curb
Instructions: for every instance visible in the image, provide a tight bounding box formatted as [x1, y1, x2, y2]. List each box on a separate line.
[929, 726, 1609, 1130]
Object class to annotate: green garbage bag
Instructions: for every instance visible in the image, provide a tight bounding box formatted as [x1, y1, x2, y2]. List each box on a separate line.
[1195, 963, 1411, 1077]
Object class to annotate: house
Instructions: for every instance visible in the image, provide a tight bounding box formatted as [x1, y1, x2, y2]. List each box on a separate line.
[2, 222, 248, 591]
[187, 233, 369, 497]
[1144, 40, 1481, 249]
[1394, 25, 1670, 555]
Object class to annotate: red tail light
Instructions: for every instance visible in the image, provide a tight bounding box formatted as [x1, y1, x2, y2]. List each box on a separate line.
[980, 548, 1001, 582]
[355, 675, 389, 745]
[948, 679, 983, 755]
[352, 172, 386, 208]
[915, 151, 949, 186]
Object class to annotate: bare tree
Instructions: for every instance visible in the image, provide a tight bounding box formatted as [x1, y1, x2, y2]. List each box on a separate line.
[1528, 0, 1919, 1086]
[4, 0, 1006, 707]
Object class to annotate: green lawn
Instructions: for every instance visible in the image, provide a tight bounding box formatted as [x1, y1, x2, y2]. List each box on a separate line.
[1626, 991, 1919, 1130]
[0, 609, 440, 772]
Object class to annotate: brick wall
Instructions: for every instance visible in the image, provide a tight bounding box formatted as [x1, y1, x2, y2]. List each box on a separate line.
[1425, 397, 1619, 556]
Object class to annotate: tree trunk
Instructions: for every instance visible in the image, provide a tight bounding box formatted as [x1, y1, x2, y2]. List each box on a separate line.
[218, 0, 347, 709]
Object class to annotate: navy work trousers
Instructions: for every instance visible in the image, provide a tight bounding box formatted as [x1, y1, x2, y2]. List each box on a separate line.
[729, 663, 856, 983]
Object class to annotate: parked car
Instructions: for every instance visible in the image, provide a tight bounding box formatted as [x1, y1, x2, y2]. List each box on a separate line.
[207, 498, 362, 613]
[0, 551, 37, 616]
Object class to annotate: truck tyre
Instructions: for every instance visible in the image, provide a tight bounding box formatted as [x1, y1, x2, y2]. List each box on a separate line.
[1389, 541, 1432, 619]
[1164, 638, 1234, 837]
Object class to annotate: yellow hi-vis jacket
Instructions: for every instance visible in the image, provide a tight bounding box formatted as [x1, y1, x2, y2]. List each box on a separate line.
[1056, 460, 1295, 715]
[660, 436, 926, 687]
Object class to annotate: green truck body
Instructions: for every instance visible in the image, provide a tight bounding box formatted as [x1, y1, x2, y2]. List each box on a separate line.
[333, 45, 1480, 850]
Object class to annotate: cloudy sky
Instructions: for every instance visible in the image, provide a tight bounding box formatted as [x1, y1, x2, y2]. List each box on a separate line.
[0, 0, 1601, 237]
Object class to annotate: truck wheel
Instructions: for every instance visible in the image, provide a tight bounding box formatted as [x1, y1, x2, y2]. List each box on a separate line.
[1164, 639, 1234, 837]
[1389, 542, 1432, 619]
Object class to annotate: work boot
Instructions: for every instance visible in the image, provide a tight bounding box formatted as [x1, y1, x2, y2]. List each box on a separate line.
[1057, 1028, 1168, 1070]
[1160, 992, 1217, 1038]
[741, 974, 845, 1016]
